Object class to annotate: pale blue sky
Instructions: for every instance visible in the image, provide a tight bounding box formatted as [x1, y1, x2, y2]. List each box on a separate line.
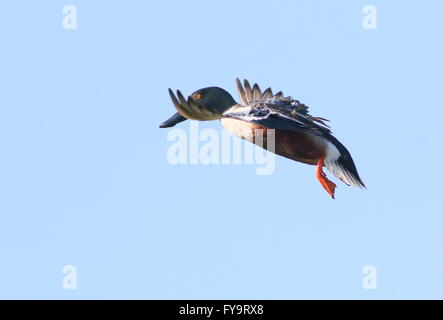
[0, 0, 442, 299]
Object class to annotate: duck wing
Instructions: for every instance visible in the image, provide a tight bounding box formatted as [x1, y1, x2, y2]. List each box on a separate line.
[223, 78, 331, 135]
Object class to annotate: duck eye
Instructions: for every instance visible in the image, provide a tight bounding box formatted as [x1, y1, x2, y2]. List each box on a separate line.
[194, 94, 202, 100]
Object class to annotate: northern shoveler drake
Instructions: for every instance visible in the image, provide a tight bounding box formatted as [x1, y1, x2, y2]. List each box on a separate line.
[160, 78, 365, 198]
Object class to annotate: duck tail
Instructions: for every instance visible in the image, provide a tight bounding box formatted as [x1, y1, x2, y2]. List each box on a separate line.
[324, 138, 366, 189]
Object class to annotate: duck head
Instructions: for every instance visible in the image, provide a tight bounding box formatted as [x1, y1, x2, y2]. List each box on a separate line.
[159, 86, 237, 128]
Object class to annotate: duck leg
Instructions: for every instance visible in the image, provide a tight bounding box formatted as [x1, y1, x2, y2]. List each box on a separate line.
[316, 158, 336, 199]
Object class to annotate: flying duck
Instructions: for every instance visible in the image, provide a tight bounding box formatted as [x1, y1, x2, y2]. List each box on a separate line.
[160, 79, 365, 198]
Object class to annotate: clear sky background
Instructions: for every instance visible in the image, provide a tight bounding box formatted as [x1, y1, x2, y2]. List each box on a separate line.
[0, 0, 442, 299]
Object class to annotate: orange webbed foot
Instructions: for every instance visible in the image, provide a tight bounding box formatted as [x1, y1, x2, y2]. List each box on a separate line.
[316, 158, 337, 199]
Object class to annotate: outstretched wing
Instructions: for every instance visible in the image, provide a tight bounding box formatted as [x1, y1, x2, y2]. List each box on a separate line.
[223, 79, 331, 135]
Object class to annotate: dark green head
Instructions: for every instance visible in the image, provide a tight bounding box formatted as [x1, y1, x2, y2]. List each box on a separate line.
[160, 86, 237, 128]
[189, 86, 237, 116]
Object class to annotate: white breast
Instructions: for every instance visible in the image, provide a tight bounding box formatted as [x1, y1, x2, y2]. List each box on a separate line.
[220, 118, 255, 142]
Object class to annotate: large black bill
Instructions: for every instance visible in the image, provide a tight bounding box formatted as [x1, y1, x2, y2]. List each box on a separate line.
[159, 112, 188, 128]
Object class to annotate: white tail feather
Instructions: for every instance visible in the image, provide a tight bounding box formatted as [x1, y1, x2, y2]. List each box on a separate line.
[324, 142, 365, 188]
